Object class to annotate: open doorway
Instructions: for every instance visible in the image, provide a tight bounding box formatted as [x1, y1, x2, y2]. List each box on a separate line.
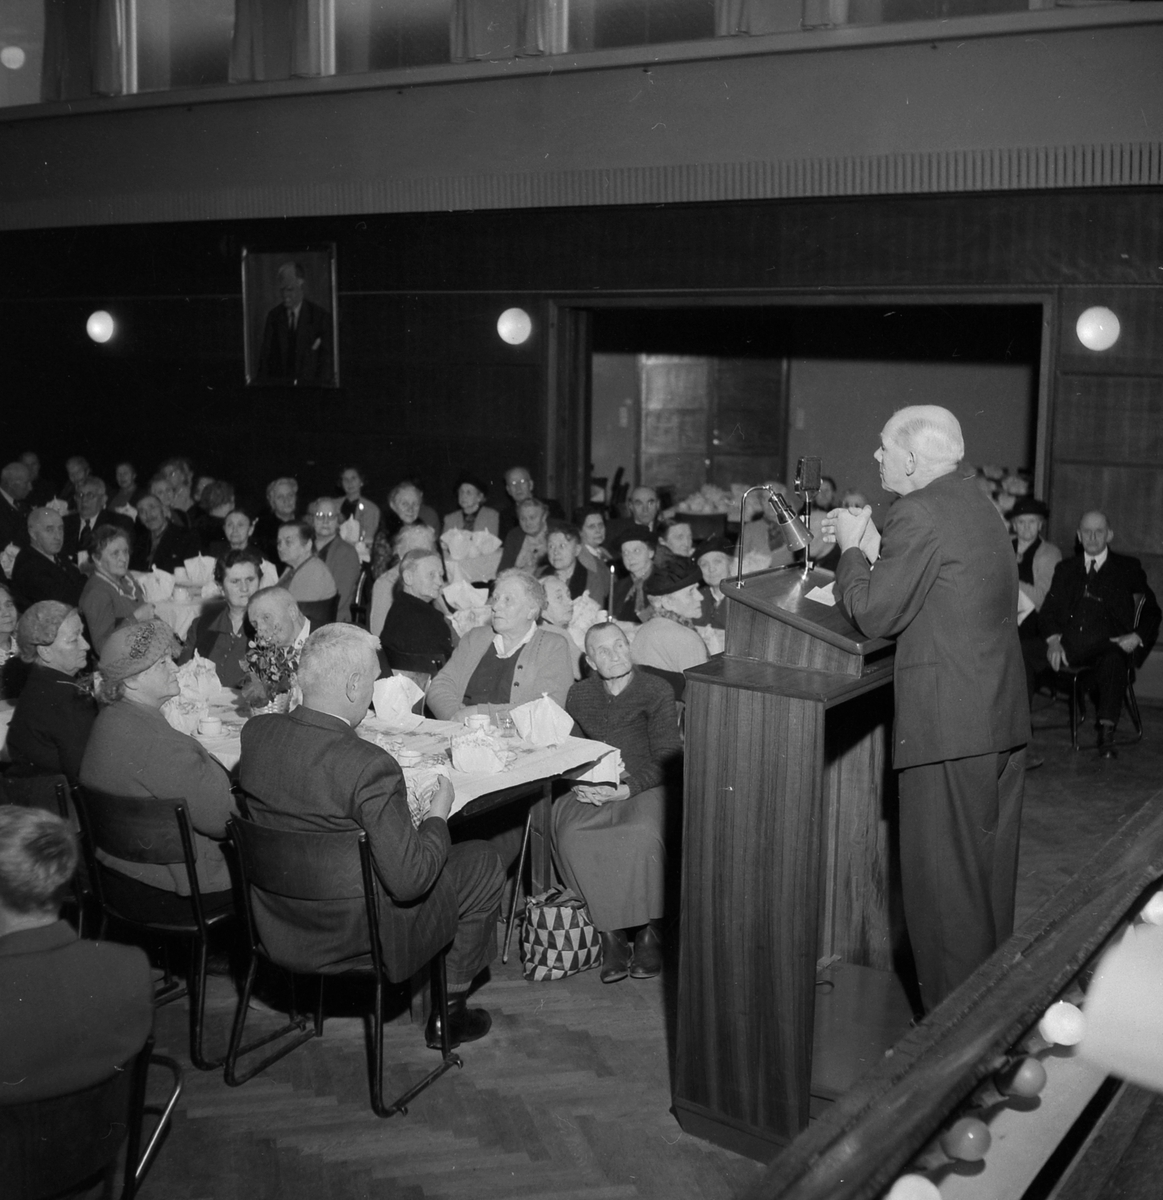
[584, 300, 1046, 528]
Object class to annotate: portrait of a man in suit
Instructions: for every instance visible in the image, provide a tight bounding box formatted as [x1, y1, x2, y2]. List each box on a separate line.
[245, 249, 338, 387]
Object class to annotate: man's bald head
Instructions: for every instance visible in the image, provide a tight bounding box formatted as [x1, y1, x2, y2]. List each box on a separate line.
[27, 507, 65, 557]
[884, 406, 964, 472]
[247, 586, 305, 647]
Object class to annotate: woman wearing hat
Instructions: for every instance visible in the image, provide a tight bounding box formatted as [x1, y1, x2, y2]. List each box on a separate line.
[608, 525, 657, 624]
[1011, 496, 1062, 620]
[5, 601, 96, 784]
[443, 472, 499, 538]
[630, 559, 710, 676]
[79, 619, 237, 921]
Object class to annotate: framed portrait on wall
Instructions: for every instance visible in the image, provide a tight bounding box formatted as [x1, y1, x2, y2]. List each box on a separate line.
[242, 245, 339, 387]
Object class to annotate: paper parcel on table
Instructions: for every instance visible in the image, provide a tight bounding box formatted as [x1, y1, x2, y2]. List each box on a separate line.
[175, 652, 222, 704]
[510, 694, 573, 746]
[135, 568, 175, 602]
[372, 675, 425, 731]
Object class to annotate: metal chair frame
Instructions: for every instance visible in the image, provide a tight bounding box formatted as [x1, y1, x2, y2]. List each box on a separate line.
[72, 787, 233, 1070]
[0, 1034, 182, 1200]
[225, 817, 461, 1117]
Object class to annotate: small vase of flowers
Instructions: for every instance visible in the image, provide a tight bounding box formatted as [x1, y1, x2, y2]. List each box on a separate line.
[241, 638, 300, 714]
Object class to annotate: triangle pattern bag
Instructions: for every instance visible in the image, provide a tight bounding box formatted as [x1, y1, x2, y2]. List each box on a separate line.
[519, 887, 603, 981]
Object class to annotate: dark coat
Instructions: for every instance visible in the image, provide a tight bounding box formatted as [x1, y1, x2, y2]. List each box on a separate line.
[256, 298, 334, 386]
[5, 663, 97, 784]
[835, 470, 1029, 769]
[1040, 551, 1161, 667]
[178, 602, 254, 689]
[62, 509, 134, 564]
[238, 705, 457, 982]
[130, 520, 200, 574]
[0, 491, 28, 551]
[0, 921, 153, 1103]
[379, 590, 453, 676]
[10, 546, 85, 607]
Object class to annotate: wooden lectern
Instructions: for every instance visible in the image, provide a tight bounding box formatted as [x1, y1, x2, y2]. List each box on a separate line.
[673, 565, 898, 1160]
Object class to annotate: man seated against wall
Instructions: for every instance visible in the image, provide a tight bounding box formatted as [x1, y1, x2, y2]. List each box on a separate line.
[79, 620, 237, 922]
[63, 476, 134, 569]
[239, 624, 504, 1049]
[1036, 509, 1160, 758]
[11, 507, 85, 607]
[0, 806, 154, 1103]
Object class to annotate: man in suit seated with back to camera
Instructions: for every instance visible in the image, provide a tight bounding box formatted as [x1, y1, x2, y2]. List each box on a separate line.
[1035, 509, 1160, 758]
[238, 623, 504, 1050]
[0, 806, 154, 1102]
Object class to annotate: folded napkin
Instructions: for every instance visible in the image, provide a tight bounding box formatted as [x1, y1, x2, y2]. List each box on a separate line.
[259, 559, 280, 589]
[161, 696, 208, 736]
[510, 694, 573, 746]
[183, 555, 217, 586]
[175, 652, 222, 704]
[449, 724, 515, 774]
[339, 515, 362, 545]
[441, 528, 503, 562]
[572, 749, 624, 786]
[47, 498, 70, 515]
[442, 578, 489, 611]
[134, 568, 175, 602]
[372, 675, 425, 731]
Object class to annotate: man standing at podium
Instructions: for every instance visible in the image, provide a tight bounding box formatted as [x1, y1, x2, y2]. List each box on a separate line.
[824, 406, 1029, 1012]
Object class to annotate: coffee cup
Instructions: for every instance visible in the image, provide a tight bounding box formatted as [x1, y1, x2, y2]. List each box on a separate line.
[198, 716, 223, 737]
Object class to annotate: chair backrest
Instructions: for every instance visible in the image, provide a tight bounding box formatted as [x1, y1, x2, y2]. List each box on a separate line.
[0, 1036, 151, 1200]
[0, 772, 72, 823]
[637, 662, 686, 702]
[78, 789, 193, 867]
[298, 595, 339, 628]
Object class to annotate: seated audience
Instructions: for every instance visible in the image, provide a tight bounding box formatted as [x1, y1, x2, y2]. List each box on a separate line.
[608, 526, 657, 624]
[539, 575, 584, 680]
[497, 465, 565, 539]
[498, 497, 550, 574]
[575, 505, 613, 572]
[541, 522, 609, 604]
[80, 525, 155, 653]
[190, 479, 235, 551]
[178, 549, 262, 688]
[655, 519, 695, 568]
[12, 507, 85, 607]
[253, 476, 300, 561]
[1037, 509, 1161, 757]
[631, 559, 710, 675]
[552, 623, 682, 983]
[131, 493, 200, 574]
[79, 620, 237, 920]
[428, 570, 573, 720]
[0, 583, 17, 680]
[840, 489, 867, 511]
[0, 806, 154, 1103]
[368, 524, 439, 637]
[608, 486, 661, 543]
[239, 624, 503, 1049]
[248, 586, 312, 651]
[108, 460, 147, 512]
[695, 536, 734, 630]
[379, 549, 453, 680]
[1010, 496, 1062, 703]
[158, 457, 197, 518]
[56, 455, 90, 510]
[443, 472, 499, 537]
[149, 473, 188, 530]
[0, 461, 32, 553]
[63, 476, 134, 567]
[339, 465, 381, 546]
[373, 482, 441, 576]
[740, 482, 797, 564]
[277, 519, 339, 604]
[19, 450, 56, 507]
[311, 496, 361, 622]
[6, 602, 95, 783]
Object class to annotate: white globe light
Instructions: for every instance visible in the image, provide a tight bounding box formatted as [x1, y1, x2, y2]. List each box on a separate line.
[1140, 890, 1163, 925]
[1, 45, 27, 70]
[1076, 306, 1120, 351]
[1038, 1000, 1086, 1046]
[86, 310, 115, 343]
[497, 307, 532, 345]
[886, 1176, 941, 1200]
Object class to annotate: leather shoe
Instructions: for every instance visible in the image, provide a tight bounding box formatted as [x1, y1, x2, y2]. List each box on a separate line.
[425, 994, 491, 1050]
[1098, 724, 1117, 759]
[630, 923, 663, 979]
[599, 929, 630, 983]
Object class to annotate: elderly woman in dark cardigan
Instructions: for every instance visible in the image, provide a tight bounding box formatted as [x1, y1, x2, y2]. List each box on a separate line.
[378, 548, 454, 683]
[177, 548, 262, 688]
[552, 622, 682, 985]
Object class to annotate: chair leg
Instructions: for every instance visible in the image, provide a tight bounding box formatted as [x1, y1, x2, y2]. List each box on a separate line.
[224, 957, 317, 1087]
[1125, 681, 1143, 744]
[189, 935, 225, 1072]
[371, 955, 462, 1119]
[502, 808, 534, 965]
[1069, 674, 1083, 751]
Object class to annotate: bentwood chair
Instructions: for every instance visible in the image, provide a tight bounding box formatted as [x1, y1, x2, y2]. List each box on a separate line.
[297, 595, 340, 629]
[0, 1036, 183, 1200]
[225, 817, 461, 1117]
[73, 788, 234, 1070]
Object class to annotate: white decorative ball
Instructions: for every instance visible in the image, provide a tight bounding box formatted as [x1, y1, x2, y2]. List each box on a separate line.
[1076, 306, 1120, 351]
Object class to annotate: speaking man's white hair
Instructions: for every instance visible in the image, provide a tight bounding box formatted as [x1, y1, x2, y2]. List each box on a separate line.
[297, 623, 380, 694]
[887, 405, 964, 469]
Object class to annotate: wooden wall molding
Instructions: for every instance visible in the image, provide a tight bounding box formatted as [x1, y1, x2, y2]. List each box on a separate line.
[5, 141, 1161, 230]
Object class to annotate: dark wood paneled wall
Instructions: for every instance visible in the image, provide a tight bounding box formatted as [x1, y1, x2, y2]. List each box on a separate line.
[1, 189, 1160, 560]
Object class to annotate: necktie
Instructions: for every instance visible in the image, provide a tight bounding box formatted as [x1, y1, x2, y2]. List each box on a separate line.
[79, 520, 94, 554]
[1088, 559, 1096, 575]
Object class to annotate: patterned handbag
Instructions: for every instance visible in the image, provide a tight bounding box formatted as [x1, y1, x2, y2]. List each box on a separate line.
[520, 887, 603, 981]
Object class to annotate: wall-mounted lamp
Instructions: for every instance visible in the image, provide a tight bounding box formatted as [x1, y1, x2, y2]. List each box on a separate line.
[1076, 306, 1120, 352]
[86, 310, 115, 343]
[497, 307, 532, 345]
[1, 46, 27, 69]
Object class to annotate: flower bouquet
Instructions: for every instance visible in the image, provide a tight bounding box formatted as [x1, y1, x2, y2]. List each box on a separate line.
[241, 637, 300, 713]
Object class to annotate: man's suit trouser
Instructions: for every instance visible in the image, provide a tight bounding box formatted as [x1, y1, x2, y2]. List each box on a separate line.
[442, 841, 504, 989]
[898, 746, 1026, 1011]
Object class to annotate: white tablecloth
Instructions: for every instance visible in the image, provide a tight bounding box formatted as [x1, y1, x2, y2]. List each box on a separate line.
[194, 692, 616, 818]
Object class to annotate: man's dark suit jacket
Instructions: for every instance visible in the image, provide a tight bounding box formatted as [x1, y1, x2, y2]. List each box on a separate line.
[835, 470, 1029, 769]
[1040, 551, 1161, 666]
[130, 520, 200, 574]
[0, 491, 28, 551]
[10, 546, 85, 607]
[0, 920, 153, 1102]
[256, 298, 334, 386]
[5, 662, 97, 783]
[239, 706, 457, 983]
[62, 508, 134, 564]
